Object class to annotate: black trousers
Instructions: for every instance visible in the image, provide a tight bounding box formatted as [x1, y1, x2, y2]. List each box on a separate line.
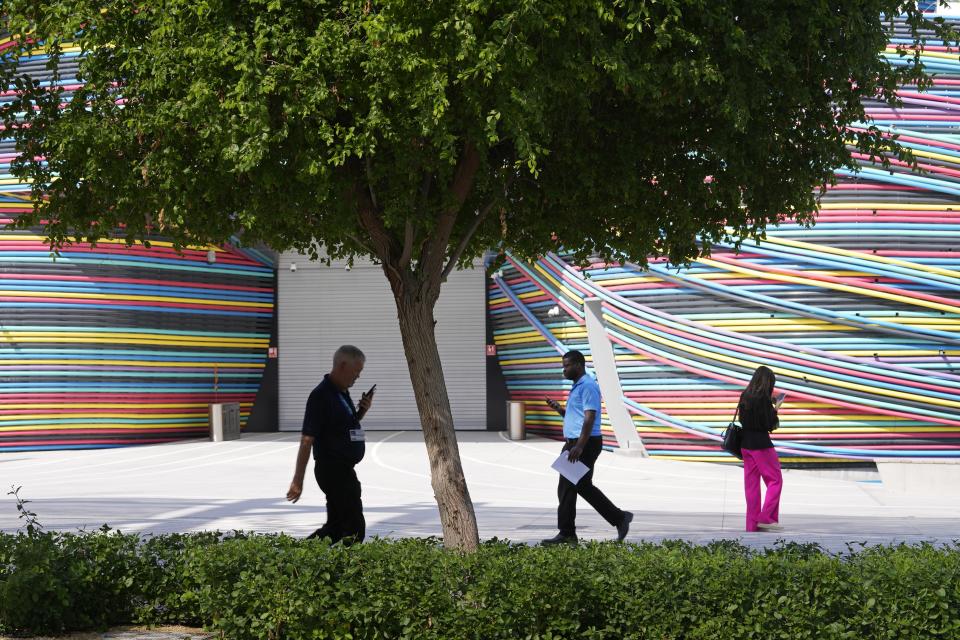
[308, 460, 365, 545]
[558, 436, 624, 536]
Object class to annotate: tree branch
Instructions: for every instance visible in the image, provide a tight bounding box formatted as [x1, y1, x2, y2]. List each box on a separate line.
[419, 171, 432, 207]
[354, 190, 390, 259]
[441, 198, 496, 282]
[399, 218, 415, 270]
[419, 143, 481, 294]
[365, 156, 379, 211]
[441, 172, 515, 281]
[350, 176, 407, 296]
[346, 233, 375, 256]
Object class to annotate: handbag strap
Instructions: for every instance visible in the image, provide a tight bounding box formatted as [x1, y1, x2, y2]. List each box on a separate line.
[731, 404, 739, 424]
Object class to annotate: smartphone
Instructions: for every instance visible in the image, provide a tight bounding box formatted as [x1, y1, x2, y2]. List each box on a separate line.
[774, 392, 786, 408]
[367, 384, 377, 396]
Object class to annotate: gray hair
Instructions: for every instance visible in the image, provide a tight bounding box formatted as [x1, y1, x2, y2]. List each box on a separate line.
[333, 345, 366, 367]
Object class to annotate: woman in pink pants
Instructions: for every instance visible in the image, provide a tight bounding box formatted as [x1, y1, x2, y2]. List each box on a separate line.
[738, 366, 784, 532]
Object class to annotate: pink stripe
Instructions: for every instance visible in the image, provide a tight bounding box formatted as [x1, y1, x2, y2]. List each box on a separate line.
[0, 272, 271, 292]
[0, 241, 259, 265]
[0, 296, 271, 312]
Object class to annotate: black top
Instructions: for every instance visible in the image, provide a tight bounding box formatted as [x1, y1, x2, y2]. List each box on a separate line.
[737, 392, 779, 450]
[301, 374, 365, 465]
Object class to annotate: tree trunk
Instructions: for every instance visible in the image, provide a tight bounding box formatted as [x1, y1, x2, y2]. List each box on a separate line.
[393, 288, 480, 551]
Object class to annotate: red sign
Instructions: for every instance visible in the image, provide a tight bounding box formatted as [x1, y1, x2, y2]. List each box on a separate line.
[486, 344, 497, 356]
[268, 347, 278, 359]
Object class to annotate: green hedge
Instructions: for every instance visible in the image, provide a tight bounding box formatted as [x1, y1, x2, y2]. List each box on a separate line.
[1, 531, 958, 639]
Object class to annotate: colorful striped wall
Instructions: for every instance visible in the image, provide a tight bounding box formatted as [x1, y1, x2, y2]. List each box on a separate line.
[490, 18, 960, 465]
[1, 40, 275, 452]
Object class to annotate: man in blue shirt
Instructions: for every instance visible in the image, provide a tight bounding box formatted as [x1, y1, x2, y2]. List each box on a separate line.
[543, 350, 633, 544]
[286, 345, 375, 544]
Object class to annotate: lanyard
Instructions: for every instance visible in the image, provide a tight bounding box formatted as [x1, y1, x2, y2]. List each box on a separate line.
[337, 392, 356, 418]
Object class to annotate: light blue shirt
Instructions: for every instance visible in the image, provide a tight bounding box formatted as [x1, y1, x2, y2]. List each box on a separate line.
[562, 374, 602, 439]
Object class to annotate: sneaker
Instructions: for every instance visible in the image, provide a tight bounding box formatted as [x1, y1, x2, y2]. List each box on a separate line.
[757, 521, 784, 532]
[541, 533, 578, 545]
[616, 511, 634, 542]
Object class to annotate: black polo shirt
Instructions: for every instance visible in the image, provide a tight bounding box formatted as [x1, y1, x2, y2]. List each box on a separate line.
[301, 374, 365, 466]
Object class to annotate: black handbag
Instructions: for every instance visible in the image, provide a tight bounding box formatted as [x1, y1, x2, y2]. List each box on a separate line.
[721, 405, 743, 459]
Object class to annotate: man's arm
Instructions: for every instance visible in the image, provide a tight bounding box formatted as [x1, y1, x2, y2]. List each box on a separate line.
[286, 434, 314, 503]
[567, 410, 595, 463]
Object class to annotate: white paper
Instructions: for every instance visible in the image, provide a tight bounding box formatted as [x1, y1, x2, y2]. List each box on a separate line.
[551, 452, 590, 485]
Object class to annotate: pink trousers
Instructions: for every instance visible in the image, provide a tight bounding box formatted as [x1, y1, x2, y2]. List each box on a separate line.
[742, 447, 782, 532]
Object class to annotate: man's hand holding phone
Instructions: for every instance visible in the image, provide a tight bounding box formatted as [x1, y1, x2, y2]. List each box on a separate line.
[358, 384, 376, 417]
[545, 397, 563, 415]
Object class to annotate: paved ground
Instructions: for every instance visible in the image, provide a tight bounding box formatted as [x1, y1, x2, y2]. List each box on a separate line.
[3, 431, 959, 638]
[2, 431, 958, 551]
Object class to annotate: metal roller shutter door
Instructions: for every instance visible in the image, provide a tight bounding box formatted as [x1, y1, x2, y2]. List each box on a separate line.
[278, 254, 486, 430]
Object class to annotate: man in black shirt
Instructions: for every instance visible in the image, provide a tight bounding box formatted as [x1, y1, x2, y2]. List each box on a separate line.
[286, 345, 375, 544]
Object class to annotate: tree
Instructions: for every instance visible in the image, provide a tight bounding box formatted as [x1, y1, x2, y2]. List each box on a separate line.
[1, 0, 953, 550]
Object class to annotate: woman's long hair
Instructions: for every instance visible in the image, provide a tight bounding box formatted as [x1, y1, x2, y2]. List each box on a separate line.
[743, 365, 776, 399]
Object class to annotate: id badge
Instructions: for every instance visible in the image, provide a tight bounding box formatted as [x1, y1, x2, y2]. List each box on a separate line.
[349, 428, 366, 442]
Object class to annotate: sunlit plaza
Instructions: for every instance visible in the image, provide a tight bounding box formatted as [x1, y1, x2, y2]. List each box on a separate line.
[2, 431, 958, 553]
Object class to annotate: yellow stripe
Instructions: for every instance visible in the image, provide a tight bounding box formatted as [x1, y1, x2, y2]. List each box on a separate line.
[0, 290, 273, 308]
[1, 403, 252, 410]
[697, 270, 873, 280]
[495, 338, 545, 346]
[701, 323, 857, 332]
[495, 328, 585, 339]
[8, 44, 84, 55]
[910, 147, 960, 166]
[500, 357, 562, 366]
[0, 337, 267, 347]
[533, 264, 583, 304]
[0, 331, 265, 342]
[585, 276, 661, 286]
[0, 423, 210, 433]
[0, 235, 226, 254]
[4, 412, 210, 420]
[884, 46, 960, 61]
[0, 359, 262, 368]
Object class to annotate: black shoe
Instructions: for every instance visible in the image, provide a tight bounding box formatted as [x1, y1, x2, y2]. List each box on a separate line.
[541, 533, 578, 545]
[617, 511, 634, 542]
